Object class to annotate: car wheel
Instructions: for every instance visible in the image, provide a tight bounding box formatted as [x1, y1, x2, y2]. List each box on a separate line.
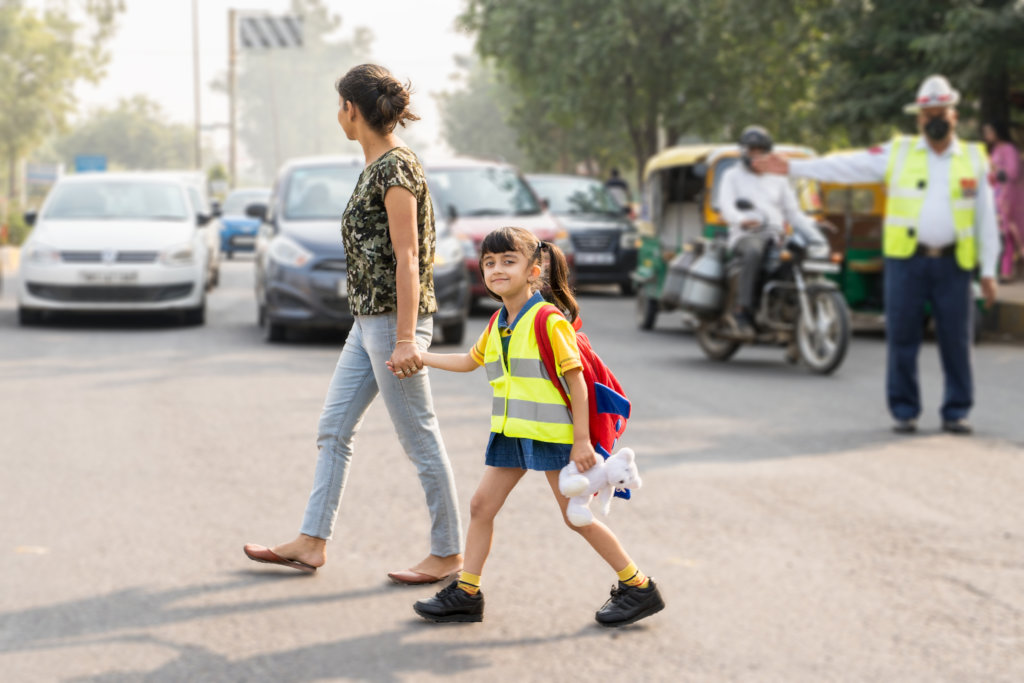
[265, 321, 287, 342]
[18, 307, 43, 326]
[442, 320, 466, 345]
[182, 302, 206, 326]
[620, 279, 636, 296]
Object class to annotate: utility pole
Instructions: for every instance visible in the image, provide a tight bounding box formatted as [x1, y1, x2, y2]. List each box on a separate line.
[191, 0, 202, 170]
[228, 9, 237, 188]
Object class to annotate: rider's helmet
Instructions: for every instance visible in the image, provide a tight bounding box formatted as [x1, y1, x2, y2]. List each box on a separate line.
[739, 125, 773, 169]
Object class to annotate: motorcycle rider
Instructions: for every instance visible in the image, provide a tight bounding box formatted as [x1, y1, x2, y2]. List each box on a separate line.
[719, 125, 826, 340]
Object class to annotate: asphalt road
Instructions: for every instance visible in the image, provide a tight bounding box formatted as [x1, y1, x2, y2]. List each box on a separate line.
[1, 258, 1022, 682]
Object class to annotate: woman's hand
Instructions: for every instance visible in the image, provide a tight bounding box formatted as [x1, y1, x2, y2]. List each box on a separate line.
[570, 440, 598, 472]
[387, 341, 423, 379]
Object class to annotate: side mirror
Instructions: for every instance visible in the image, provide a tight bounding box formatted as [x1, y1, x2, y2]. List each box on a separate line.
[735, 198, 754, 211]
[246, 203, 268, 221]
[540, 198, 550, 211]
[197, 213, 213, 226]
[24, 212, 37, 227]
[211, 200, 222, 217]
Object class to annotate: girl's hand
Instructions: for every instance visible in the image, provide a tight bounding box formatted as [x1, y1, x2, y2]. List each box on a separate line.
[571, 441, 598, 472]
[388, 342, 422, 380]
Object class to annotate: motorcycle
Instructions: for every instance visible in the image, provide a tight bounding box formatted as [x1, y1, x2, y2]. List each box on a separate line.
[683, 200, 852, 374]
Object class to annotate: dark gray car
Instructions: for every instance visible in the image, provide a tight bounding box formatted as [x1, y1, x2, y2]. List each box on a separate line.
[250, 155, 470, 343]
[526, 174, 639, 295]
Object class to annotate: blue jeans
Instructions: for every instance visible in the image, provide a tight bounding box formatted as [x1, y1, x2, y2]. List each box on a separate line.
[884, 255, 973, 422]
[300, 313, 463, 557]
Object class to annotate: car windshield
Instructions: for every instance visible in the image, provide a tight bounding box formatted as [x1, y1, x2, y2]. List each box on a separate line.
[284, 165, 361, 220]
[528, 176, 622, 216]
[42, 180, 190, 220]
[427, 166, 541, 218]
[222, 190, 269, 216]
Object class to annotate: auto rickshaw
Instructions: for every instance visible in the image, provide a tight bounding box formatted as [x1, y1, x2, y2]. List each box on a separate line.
[633, 143, 819, 329]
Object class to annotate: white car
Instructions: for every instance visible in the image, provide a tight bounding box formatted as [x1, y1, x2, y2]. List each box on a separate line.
[17, 173, 211, 325]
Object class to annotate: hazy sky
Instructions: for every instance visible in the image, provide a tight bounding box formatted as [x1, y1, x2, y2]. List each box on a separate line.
[74, 0, 475, 157]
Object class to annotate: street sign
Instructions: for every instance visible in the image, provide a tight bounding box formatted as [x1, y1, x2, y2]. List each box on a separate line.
[74, 155, 107, 173]
[238, 14, 303, 49]
[26, 163, 60, 184]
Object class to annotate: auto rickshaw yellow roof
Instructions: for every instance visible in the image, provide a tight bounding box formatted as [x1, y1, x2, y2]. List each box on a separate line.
[704, 143, 817, 166]
[643, 144, 728, 181]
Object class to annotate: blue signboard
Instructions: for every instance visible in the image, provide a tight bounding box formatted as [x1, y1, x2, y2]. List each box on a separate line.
[74, 155, 107, 173]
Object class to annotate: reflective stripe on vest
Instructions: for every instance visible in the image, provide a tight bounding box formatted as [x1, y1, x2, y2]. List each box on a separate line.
[883, 135, 982, 270]
[485, 301, 574, 444]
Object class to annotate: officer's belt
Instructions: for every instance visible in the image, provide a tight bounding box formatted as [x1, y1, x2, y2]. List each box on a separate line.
[914, 244, 956, 258]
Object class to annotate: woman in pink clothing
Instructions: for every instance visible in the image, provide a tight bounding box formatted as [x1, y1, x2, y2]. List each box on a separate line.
[983, 121, 1024, 280]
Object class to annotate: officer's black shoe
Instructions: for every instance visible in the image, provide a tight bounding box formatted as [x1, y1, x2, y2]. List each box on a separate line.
[595, 579, 665, 628]
[892, 419, 917, 434]
[413, 580, 484, 623]
[942, 419, 973, 435]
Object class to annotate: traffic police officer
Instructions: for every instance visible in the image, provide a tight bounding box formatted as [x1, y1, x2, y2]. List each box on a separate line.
[755, 75, 999, 434]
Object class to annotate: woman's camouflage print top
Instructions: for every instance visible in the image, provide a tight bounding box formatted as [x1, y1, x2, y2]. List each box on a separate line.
[341, 147, 437, 316]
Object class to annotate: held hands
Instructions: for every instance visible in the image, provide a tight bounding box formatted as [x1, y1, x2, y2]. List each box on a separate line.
[570, 440, 598, 473]
[386, 340, 423, 379]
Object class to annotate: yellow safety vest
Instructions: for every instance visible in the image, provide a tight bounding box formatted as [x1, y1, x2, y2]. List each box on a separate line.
[483, 301, 574, 444]
[883, 134, 985, 270]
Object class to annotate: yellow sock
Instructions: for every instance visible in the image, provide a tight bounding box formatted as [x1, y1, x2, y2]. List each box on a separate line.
[616, 562, 650, 589]
[457, 571, 481, 595]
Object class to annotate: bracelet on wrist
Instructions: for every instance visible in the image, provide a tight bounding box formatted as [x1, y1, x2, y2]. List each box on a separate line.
[396, 339, 417, 344]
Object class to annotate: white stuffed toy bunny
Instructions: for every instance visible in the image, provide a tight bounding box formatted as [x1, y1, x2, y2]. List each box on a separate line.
[558, 447, 641, 527]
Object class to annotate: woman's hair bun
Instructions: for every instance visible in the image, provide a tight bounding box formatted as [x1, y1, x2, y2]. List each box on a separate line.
[336, 64, 420, 134]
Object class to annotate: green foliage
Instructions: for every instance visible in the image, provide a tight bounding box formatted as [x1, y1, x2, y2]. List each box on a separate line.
[56, 96, 194, 170]
[4, 203, 31, 246]
[0, 0, 122, 192]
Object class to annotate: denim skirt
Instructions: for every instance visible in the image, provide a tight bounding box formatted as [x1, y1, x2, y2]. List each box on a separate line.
[484, 432, 571, 471]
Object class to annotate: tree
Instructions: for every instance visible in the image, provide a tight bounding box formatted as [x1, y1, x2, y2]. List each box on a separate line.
[435, 55, 526, 167]
[213, 0, 373, 184]
[0, 0, 122, 200]
[56, 96, 195, 170]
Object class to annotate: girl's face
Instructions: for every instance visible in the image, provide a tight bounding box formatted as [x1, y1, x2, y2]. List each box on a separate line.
[480, 249, 539, 299]
[337, 97, 356, 140]
[982, 124, 996, 144]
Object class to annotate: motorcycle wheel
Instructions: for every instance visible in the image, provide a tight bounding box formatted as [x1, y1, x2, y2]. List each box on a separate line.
[636, 292, 658, 330]
[696, 319, 741, 361]
[796, 289, 850, 375]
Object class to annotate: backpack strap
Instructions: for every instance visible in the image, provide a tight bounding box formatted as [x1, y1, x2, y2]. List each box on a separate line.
[533, 304, 571, 407]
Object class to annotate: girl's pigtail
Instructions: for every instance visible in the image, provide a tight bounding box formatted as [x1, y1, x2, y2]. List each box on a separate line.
[541, 241, 579, 323]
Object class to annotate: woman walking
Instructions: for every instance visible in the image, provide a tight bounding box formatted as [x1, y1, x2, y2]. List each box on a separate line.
[244, 64, 463, 584]
[983, 121, 1024, 280]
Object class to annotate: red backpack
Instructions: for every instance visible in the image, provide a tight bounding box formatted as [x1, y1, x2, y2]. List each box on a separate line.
[486, 304, 631, 458]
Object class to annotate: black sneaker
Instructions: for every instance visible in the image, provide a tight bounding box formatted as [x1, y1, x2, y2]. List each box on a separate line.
[942, 419, 973, 435]
[595, 579, 665, 627]
[413, 580, 484, 623]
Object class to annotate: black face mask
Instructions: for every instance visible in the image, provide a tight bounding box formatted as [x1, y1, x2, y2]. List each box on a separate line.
[924, 116, 951, 141]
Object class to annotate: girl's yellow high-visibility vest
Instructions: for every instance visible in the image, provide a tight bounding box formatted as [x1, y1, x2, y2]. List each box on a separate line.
[883, 134, 985, 271]
[483, 300, 574, 444]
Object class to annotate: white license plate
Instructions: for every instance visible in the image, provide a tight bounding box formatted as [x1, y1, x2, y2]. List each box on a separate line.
[576, 252, 615, 265]
[80, 270, 139, 284]
[231, 235, 255, 246]
[336, 276, 348, 297]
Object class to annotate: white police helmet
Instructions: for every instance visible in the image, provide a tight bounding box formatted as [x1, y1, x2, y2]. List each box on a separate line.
[903, 75, 960, 114]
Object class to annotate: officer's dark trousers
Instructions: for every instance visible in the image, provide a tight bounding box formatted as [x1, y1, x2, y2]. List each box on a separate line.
[884, 253, 973, 422]
[733, 232, 774, 312]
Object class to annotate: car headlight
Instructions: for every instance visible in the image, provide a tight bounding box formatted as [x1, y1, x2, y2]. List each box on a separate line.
[434, 236, 465, 268]
[160, 243, 196, 266]
[268, 235, 313, 267]
[455, 233, 479, 259]
[620, 231, 639, 250]
[25, 242, 61, 265]
[554, 229, 573, 256]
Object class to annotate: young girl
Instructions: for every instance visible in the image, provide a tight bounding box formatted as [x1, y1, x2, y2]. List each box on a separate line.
[389, 226, 665, 627]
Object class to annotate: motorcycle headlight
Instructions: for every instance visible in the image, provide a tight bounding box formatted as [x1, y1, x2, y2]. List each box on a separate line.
[160, 243, 196, 266]
[434, 235, 465, 268]
[554, 229, 573, 255]
[25, 242, 61, 265]
[268, 235, 313, 268]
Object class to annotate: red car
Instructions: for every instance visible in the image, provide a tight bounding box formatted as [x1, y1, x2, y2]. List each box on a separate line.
[425, 158, 573, 305]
